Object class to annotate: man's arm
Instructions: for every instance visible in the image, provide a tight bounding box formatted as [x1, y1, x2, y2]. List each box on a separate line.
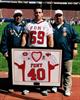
[47, 34, 54, 48]
[21, 33, 27, 47]
[73, 43, 78, 58]
[71, 25, 80, 43]
[70, 25, 79, 58]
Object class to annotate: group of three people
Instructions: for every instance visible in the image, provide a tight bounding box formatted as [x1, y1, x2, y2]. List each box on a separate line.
[1, 7, 80, 96]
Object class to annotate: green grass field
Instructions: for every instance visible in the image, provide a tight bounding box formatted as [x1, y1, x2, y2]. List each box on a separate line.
[0, 23, 80, 75]
[72, 25, 80, 75]
[0, 23, 8, 71]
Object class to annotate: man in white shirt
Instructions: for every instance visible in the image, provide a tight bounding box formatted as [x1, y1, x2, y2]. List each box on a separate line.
[21, 7, 54, 96]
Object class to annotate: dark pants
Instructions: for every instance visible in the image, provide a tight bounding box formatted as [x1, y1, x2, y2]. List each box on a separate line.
[6, 57, 13, 89]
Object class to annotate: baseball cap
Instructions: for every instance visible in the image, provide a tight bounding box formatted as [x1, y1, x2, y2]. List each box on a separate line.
[13, 10, 23, 17]
[55, 9, 63, 15]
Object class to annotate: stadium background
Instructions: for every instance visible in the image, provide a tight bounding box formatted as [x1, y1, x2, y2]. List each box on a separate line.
[0, 0, 80, 75]
[1, 9, 80, 22]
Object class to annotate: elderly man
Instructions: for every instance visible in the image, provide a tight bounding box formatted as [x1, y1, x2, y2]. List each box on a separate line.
[51, 9, 80, 96]
[1, 9, 25, 92]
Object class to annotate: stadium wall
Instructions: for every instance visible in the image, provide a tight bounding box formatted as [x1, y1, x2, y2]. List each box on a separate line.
[1, 9, 80, 21]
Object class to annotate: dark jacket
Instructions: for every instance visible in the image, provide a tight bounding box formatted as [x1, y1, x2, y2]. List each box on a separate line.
[1, 21, 25, 55]
[52, 21, 80, 61]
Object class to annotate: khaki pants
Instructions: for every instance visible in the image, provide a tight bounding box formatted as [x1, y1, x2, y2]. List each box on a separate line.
[62, 60, 72, 91]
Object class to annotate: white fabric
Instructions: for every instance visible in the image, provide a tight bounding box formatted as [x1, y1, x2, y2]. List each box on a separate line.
[25, 20, 53, 47]
[55, 9, 63, 15]
[14, 10, 23, 15]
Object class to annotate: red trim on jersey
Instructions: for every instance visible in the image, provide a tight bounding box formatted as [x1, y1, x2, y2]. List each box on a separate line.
[37, 20, 45, 24]
[33, 19, 45, 24]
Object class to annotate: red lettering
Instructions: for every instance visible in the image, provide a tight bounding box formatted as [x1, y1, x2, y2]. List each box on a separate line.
[28, 67, 45, 80]
[31, 63, 42, 68]
[37, 68, 45, 80]
[28, 68, 36, 80]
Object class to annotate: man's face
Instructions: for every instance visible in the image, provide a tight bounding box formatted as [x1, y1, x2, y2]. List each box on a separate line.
[14, 14, 23, 24]
[34, 9, 43, 21]
[54, 14, 64, 24]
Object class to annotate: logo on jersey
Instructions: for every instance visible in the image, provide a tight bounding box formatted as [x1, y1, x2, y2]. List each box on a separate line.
[31, 51, 42, 62]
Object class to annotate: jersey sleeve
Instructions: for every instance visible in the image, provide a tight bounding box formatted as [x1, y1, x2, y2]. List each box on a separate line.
[46, 22, 54, 36]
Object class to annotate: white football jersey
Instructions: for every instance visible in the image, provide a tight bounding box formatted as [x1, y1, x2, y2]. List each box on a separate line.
[25, 20, 53, 47]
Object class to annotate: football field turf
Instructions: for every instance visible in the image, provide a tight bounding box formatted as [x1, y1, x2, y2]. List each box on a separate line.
[0, 23, 80, 75]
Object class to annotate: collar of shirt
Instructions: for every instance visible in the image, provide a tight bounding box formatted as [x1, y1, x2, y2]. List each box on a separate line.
[57, 22, 64, 29]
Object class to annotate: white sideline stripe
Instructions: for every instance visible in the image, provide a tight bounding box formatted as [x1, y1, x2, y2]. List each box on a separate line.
[72, 75, 80, 77]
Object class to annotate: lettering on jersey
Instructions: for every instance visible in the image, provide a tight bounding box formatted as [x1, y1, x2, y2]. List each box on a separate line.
[31, 63, 42, 68]
[30, 25, 45, 31]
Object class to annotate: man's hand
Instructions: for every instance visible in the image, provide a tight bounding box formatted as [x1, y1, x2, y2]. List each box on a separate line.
[21, 34, 27, 47]
[4, 52, 8, 57]
[73, 49, 78, 58]
[47, 34, 54, 48]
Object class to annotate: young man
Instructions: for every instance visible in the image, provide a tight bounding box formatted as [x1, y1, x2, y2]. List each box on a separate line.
[1, 9, 25, 92]
[21, 7, 54, 96]
[51, 9, 80, 96]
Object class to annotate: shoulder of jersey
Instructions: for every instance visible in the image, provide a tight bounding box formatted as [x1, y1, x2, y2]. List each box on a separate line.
[44, 20, 52, 27]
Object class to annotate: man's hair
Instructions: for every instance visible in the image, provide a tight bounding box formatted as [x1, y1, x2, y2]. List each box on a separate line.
[34, 5, 43, 12]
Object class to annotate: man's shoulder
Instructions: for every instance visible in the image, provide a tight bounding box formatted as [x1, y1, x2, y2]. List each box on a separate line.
[4, 22, 13, 29]
[64, 21, 73, 29]
[43, 20, 52, 27]
[64, 21, 70, 26]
